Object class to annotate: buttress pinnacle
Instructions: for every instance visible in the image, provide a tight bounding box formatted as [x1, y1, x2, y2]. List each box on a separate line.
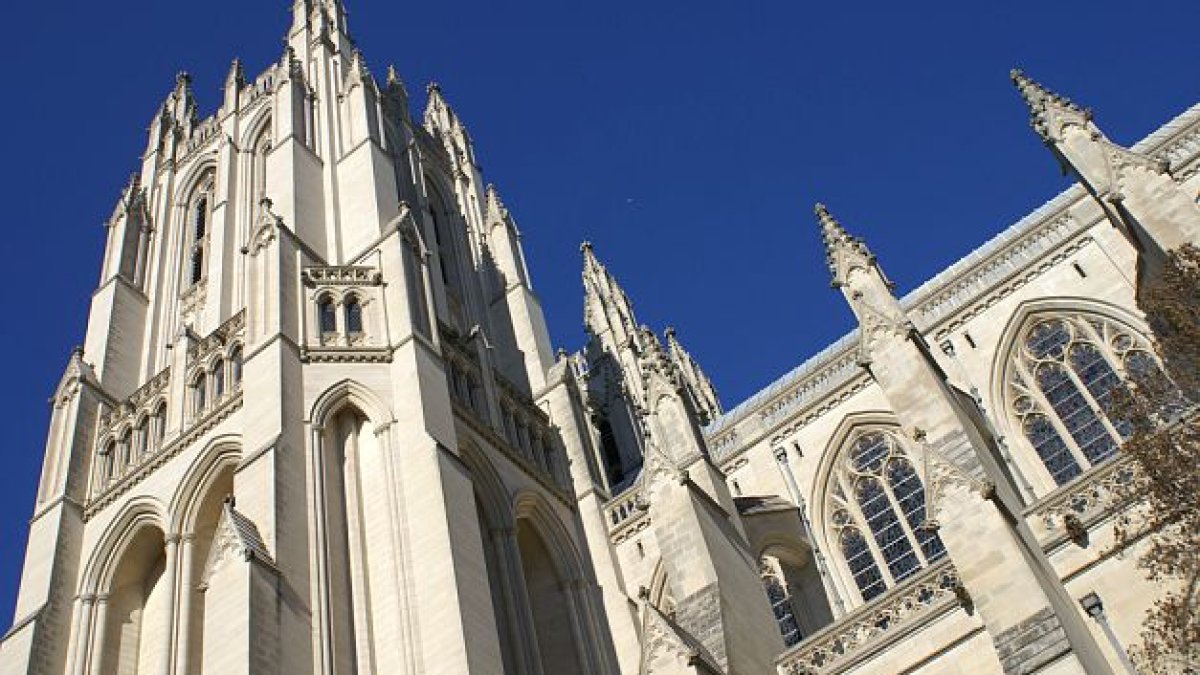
[1010, 69, 1090, 141]
[815, 203, 875, 288]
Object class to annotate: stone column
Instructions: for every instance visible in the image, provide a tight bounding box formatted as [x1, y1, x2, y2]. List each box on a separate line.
[560, 579, 596, 675]
[173, 535, 196, 675]
[309, 424, 335, 675]
[87, 594, 111, 675]
[161, 534, 181, 675]
[773, 446, 846, 618]
[69, 594, 96, 675]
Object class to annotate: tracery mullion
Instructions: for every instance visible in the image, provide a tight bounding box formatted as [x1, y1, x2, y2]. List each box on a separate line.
[1017, 358, 1092, 477]
[881, 455, 930, 568]
[1062, 349, 1123, 452]
[836, 469, 897, 588]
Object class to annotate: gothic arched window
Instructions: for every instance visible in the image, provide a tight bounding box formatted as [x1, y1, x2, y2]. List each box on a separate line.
[132, 416, 148, 461]
[212, 359, 226, 399]
[152, 403, 167, 449]
[230, 346, 244, 387]
[345, 296, 364, 335]
[185, 174, 214, 287]
[191, 373, 207, 417]
[96, 440, 116, 490]
[1006, 314, 1162, 487]
[118, 429, 133, 472]
[827, 429, 946, 603]
[317, 296, 338, 338]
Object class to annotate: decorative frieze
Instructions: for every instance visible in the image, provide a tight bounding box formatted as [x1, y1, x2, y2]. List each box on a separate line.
[86, 392, 243, 520]
[188, 311, 246, 363]
[302, 266, 383, 287]
[776, 561, 963, 675]
[1025, 455, 1137, 544]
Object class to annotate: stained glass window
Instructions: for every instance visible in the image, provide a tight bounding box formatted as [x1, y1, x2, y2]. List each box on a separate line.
[828, 430, 946, 604]
[1007, 314, 1161, 488]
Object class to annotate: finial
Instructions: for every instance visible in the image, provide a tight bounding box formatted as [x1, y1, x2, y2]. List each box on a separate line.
[426, 81, 442, 95]
[1010, 68, 1089, 140]
[580, 240, 594, 254]
[386, 64, 403, 87]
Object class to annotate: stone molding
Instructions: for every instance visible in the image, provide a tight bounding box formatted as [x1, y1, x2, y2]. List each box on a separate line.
[85, 393, 243, 520]
[776, 560, 964, 675]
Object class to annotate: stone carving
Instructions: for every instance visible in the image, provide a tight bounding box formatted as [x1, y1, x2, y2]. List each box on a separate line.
[777, 561, 963, 675]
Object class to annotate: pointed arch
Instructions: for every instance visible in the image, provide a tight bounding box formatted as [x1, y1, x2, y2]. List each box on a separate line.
[987, 296, 1150, 431]
[308, 379, 396, 429]
[459, 442, 515, 531]
[167, 435, 242, 535]
[988, 297, 1160, 492]
[812, 412, 945, 606]
[810, 410, 902, 544]
[80, 496, 170, 596]
[512, 491, 586, 582]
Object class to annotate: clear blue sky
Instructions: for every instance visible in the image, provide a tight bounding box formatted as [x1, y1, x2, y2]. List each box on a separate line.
[0, 0, 1196, 621]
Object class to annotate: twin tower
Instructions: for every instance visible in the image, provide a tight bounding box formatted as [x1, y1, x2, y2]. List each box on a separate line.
[2, 2, 1198, 674]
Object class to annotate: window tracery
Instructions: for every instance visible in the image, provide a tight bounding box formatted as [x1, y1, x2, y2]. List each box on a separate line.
[1006, 314, 1162, 487]
[827, 429, 945, 603]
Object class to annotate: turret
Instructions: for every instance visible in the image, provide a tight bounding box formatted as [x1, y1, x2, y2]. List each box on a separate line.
[1012, 70, 1200, 281]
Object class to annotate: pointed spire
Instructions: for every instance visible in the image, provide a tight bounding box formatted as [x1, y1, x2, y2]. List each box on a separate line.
[665, 327, 723, 425]
[1010, 69, 1091, 142]
[816, 203, 877, 288]
[581, 242, 639, 345]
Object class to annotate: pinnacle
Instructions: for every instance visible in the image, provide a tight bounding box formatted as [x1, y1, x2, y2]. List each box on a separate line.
[1009, 68, 1088, 138]
[814, 202, 872, 286]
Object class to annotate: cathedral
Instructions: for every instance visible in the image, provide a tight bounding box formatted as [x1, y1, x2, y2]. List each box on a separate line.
[2, 2, 1198, 674]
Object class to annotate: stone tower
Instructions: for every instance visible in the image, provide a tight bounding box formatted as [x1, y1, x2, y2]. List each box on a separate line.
[0, 3, 615, 674]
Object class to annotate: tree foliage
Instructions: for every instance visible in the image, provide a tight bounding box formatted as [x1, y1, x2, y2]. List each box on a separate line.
[1113, 244, 1200, 674]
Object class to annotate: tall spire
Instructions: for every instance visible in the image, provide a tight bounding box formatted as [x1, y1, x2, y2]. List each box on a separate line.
[1010, 69, 1090, 144]
[581, 242, 639, 346]
[816, 203, 880, 288]
[665, 327, 722, 425]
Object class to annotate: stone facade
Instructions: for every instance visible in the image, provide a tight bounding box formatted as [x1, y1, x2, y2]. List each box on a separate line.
[1, 3, 1198, 675]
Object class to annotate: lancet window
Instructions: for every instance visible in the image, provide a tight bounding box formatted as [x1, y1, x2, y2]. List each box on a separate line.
[345, 296, 364, 335]
[1006, 313, 1163, 488]
[185, 175, 214, 287]
[827, 429, 946, 603]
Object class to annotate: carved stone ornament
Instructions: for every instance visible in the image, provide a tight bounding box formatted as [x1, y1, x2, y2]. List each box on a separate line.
[198, 503, 276, 588]
[247, 198, 283, 256]
[638, 601, 717, 675]
[850, 291, 913, 367]
[911, 428, 994, 523]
